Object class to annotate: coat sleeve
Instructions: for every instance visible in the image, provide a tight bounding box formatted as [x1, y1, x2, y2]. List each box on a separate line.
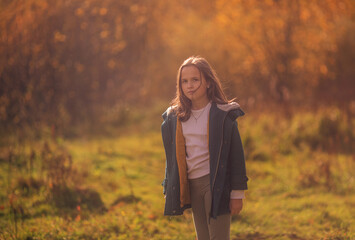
[161, 168, 168, 195]
[161, 121, 168, 195]
[229, 121, 248, 190]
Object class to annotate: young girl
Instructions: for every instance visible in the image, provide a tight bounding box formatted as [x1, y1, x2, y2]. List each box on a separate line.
[161, 56, 248, 240]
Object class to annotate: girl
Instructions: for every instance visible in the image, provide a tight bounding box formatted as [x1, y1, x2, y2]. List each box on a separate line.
[161, 56, 248, 240]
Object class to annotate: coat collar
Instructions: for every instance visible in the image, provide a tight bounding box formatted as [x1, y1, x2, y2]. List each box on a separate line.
[162, 101, 245, 122]
[214, 101, 245, 121]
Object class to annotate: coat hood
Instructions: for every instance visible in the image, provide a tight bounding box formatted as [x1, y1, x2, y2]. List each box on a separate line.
[216, 101, 245, 121]
[162, 105, 176, 120]
[162, 101, 245, 121]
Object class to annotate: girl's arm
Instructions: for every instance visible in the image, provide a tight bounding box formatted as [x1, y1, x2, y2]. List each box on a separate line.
[229, 121, 248, 190]
[229, 121, 247, 215]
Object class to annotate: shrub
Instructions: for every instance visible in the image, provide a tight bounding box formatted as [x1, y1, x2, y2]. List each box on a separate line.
[290, 108, 354, 153]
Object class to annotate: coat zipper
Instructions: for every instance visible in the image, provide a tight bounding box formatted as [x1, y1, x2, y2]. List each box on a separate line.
[209, 113, 227, 223]
[212, 113, 227, 193]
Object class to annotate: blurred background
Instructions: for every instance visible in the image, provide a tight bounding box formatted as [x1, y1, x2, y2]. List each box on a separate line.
[0, 0, 354, 136]
[0, 0, 354, 239]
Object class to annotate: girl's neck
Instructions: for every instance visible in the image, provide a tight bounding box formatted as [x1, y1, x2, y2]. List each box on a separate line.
[191, 98, 210, 110]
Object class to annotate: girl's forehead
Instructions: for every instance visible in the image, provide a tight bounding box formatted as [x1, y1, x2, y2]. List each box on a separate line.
[181, 65, 200, 76]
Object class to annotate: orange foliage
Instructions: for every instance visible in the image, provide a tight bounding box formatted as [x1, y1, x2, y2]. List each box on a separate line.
[0, 0, 354, 130]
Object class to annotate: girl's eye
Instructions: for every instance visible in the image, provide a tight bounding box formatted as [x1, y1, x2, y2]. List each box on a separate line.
[182, 80, 188, 83]
[193, 78, 199, 82]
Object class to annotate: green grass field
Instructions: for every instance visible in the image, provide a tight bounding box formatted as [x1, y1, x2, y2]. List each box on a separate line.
[0, 107, 354, 239]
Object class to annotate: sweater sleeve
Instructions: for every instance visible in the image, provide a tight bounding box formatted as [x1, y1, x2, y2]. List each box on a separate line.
[230, 190, 245, 199]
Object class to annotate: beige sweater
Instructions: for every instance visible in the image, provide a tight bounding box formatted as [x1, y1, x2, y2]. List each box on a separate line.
[181, 102, 245, 199]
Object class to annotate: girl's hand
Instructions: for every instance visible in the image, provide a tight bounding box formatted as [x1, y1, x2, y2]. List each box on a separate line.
[229, 199, 243, 215]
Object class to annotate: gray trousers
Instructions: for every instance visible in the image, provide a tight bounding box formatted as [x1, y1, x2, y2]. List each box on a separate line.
[189, 174, 231, 240]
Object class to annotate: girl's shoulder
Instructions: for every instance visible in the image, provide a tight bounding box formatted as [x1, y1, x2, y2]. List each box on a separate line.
[162, 105, 178, 120]
[216, 101, 241, 112]
[215, 101, 245, 121]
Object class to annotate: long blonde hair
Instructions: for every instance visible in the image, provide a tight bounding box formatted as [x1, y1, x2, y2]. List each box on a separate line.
[171, 56, 234, 121]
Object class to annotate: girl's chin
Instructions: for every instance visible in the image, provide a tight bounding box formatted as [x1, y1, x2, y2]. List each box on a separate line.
[184, 94, 193, 100]
[186, 96, 195, 101]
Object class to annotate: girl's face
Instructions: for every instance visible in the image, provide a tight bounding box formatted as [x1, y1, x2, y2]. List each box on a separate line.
[181, 65, 210, 108]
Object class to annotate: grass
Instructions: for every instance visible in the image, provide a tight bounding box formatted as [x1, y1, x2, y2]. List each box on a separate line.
[0, 106, 354, 239]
